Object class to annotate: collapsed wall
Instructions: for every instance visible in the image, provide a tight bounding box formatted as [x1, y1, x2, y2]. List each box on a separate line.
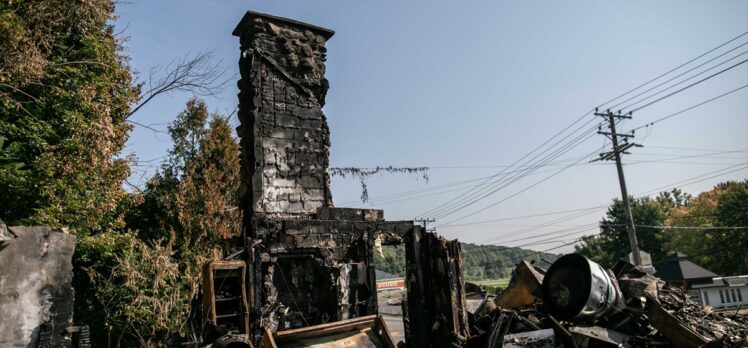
[0, 222, 76, 347]
[233, 11, 415, 341]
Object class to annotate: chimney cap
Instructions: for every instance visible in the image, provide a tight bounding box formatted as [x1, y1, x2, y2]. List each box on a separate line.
[233, 11, 335, 40]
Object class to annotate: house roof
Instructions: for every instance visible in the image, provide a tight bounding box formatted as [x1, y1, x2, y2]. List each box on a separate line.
[655, 252, 719, 283]
[691, 275, 748, 289]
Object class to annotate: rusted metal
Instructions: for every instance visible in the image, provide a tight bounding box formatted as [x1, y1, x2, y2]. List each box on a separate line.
[502, 329, 557, 348]
[568, 326, 632, 347]
[547, 315, 577, 348]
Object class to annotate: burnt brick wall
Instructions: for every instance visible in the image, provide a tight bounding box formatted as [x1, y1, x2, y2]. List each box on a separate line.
[235, 12, 334, 219]
[249, 215, 413, 336]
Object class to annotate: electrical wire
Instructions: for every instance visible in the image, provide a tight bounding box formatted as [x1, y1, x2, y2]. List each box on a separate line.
[446, 164, 747, 248]
[595, 31, 748, 108]
[418, 112, 598, 218]
[429, 122, 602, 219]
[606, 45, 748, 111]
[630, 84, 748, 132]
[423, 35, 748, 221]
[626, 58, 748, 113]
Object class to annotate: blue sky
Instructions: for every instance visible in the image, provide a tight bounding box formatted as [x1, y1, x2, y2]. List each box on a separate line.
[118, 1, 748, 253]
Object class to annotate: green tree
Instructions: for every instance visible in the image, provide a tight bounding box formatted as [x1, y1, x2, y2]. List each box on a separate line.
[128, 98, 241, 255]
[0, 0, 139, 235]
[577, 195, 672, 268]
[82, 99, 242, 346]
[711, 180, 748, 274]
[667, 180, 748, 275]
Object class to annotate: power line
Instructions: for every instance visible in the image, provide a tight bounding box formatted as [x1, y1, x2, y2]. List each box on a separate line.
[438, 206, 607, 228]
[646, 145, 746, 152]
[429, 122, 602, 219]
[595, 31, 748, 109]
[445, 164, 747, 248]
[606, 44, 748, 111]
[631, 84, 748, 132]
[436, 143, 604, 225]
[340, 149, 745, 207]
[424, 34, 748, 222]
[637, 225, 748, 230]
[626, 58, 748, 113]
[419, 112, 598, 218]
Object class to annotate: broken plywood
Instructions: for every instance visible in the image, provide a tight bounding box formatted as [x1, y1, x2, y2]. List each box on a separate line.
[258, 315, 395, 348]
[494, 260, 545, 310]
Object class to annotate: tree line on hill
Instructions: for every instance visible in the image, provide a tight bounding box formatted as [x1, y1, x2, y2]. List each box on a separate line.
[374, 243, 558, 281]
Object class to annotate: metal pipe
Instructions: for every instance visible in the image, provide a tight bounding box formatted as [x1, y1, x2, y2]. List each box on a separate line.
[541, 253, 621, 321]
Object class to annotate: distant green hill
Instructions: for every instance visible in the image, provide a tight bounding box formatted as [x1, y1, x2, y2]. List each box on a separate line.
[374, 242, 559, 281]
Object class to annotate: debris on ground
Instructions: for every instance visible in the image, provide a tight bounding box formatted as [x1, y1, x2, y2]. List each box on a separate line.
[465, 253, 748, 348]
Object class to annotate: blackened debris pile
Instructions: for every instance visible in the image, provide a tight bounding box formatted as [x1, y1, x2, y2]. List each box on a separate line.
[657, 287, 748, 344]
[467, 254, 748, 348]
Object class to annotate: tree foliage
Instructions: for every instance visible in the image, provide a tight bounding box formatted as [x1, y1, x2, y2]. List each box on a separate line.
[576, 194, 675, 268]
[1, 2, 238, 346]
[0, 0, 139, 236]
[666, 180, 748, 275]
[76, 232, 190, 346]
[577, 182, 748, 275]
[82, 99, 241, 346]
[128, 98, 241, 253]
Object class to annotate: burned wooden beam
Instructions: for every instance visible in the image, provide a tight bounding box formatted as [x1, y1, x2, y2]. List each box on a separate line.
[258, 315, 396, 348]
[404, 227, 469, 347]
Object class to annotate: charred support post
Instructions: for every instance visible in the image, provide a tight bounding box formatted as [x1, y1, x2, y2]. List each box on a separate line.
[405, 227, 470, 347]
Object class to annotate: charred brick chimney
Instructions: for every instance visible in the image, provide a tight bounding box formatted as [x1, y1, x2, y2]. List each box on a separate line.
[233, 11, 335, 219]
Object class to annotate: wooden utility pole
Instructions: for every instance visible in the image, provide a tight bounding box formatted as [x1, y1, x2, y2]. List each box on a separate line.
[593, 109, 643, 266]
[414, 217, 436, 232]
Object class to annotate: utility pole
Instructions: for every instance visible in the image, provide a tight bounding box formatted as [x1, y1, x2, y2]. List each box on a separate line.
[414, 217, 436, 232]
[593, 109, 643, 266]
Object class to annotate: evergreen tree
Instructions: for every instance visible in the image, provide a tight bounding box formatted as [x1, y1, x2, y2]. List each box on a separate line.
[0, 0, 139, 235]
[128, 98, 241, 254]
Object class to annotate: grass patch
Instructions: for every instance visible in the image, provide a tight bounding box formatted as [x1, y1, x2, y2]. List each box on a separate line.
[471, 278, 510, 287]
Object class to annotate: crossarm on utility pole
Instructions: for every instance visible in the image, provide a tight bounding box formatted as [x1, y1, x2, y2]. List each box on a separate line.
[595, 111, 642, 266]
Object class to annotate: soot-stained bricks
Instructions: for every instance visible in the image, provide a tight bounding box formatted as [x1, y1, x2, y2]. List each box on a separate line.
[233, 11, 416, 341]
[234, 11, 334, 219]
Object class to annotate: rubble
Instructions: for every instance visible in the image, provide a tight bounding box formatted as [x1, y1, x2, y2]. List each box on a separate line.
[466, 254, 748, 348]
[494, 260, 544, 310]
[654, 287, 748, 345]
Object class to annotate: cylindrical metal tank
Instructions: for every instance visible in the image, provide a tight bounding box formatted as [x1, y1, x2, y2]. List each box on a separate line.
[541, 253, 620, 321]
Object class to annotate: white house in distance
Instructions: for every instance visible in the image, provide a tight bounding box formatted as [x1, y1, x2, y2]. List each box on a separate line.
[691, 275, 747, 309]
[655, 252, 748, 309]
